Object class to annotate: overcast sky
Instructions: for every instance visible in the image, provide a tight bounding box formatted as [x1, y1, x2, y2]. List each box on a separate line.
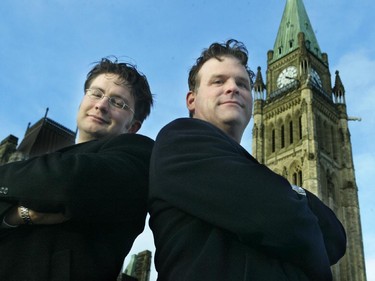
[1, 1, 374, 280]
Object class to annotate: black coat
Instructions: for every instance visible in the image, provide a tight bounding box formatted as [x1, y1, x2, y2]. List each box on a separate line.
[149, 118, 346, 281]
[0, 133, 154, 281]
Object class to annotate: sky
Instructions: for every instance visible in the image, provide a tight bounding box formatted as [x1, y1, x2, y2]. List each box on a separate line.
[0, 0, 374, 280]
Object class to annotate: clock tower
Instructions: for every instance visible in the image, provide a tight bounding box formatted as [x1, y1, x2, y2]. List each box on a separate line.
[252, 0, 367, 280]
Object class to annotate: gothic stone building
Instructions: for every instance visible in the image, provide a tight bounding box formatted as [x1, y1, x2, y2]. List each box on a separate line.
[252, 0, 366, 280]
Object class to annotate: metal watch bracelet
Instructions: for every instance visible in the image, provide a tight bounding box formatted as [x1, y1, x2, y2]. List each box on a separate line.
[19, 206, 33, 225]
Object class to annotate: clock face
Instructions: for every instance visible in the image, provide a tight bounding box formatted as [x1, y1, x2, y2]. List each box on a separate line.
[277, 66, 298, 88]
[310, 68, 322, 87]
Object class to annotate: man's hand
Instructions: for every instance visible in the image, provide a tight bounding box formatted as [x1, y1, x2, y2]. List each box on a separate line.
[4, 206, 69, 225]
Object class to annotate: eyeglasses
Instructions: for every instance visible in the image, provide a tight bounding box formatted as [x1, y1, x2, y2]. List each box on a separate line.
[85, 88, 135, 114]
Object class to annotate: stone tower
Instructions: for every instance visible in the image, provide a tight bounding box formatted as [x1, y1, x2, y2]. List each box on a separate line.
[252, 0, 366, 280]
[122, 250, 152, 281]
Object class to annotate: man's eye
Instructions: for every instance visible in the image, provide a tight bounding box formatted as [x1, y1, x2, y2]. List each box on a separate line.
[239, 83, 250, 90]
[111, 98, 125, 107]
[91, 91, 103, 98]
[213, 80, 223, 84]
[237, 80, 250, 90]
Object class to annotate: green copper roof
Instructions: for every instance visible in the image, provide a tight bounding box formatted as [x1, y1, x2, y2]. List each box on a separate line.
[272, 0, 321, 61]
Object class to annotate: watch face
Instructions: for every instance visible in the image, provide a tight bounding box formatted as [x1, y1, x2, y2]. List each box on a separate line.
[277, 66, 297, 88]
[311, 69, 322, 87]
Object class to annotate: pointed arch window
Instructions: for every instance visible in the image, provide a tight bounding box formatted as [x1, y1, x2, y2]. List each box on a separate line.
[298, 116, 302, 140]
[325, 122, 332, 155]
[281, 125, 285, 148]
[289, 121, 293, 144]
[272, 129, 276, 153]
[331, 126, 337, 159]
[298, 171, 303, 186]
[293, 173, 297, 185]
[292, 170, 303, 186]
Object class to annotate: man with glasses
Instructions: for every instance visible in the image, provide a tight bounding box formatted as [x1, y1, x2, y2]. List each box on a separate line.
[0, 58, 154, 281]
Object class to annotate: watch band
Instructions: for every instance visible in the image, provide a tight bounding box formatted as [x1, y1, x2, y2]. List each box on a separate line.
[19, 206, 33, 225]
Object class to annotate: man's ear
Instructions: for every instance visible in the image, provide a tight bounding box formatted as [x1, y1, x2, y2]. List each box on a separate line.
[127, 121, 141, 134]
[186, 91, 196, 115]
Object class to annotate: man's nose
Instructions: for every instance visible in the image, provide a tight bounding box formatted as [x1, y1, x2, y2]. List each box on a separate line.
[95, 96, 110, 110]
[225, 79, 240, 94]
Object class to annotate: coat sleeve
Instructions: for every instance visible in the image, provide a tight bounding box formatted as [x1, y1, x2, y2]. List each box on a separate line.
[149, 118, 338, 278]
[0, 134, 154, 223]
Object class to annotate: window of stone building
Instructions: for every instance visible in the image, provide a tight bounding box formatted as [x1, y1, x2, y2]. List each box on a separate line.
[292, 170, 303, 186]
[289, 121, 294, 144]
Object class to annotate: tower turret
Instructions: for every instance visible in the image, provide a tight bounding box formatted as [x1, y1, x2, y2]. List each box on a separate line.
[333, 70, 346, 104]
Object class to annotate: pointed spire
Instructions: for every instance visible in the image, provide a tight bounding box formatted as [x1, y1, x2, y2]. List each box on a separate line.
[332, 70, 345, 104]
[23, 122, 31, 137]
[44, 107, 49, 119]
[272, 0, 322, 61]
[253, 66, 266, 100]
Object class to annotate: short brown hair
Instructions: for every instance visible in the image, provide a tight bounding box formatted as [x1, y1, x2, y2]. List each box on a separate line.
[85, 57, 153, 124]
[188, 39, 254, 92]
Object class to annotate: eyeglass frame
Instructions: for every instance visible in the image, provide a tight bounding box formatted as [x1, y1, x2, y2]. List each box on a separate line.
[85, 88, 135, 114]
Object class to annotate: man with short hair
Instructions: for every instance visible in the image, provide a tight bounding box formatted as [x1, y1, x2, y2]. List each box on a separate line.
[0, 58, 154, 281]
[149, 40, 346, 281]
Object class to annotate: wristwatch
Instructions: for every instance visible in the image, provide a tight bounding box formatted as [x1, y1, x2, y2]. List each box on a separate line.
[19, 206, 33, 225]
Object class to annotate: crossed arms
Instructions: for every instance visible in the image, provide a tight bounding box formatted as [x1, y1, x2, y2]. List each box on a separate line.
[0, 134, 153, 227]
[149, 118, 346, 279]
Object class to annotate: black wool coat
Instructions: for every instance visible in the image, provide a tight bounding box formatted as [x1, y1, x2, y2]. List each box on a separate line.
[0, 133, 154, 281]
[148, 118, 346, 281]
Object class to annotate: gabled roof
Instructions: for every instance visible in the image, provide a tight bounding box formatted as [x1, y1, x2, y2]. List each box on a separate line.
[272, 0, 321, 62]
[17, 117, 76, 157]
